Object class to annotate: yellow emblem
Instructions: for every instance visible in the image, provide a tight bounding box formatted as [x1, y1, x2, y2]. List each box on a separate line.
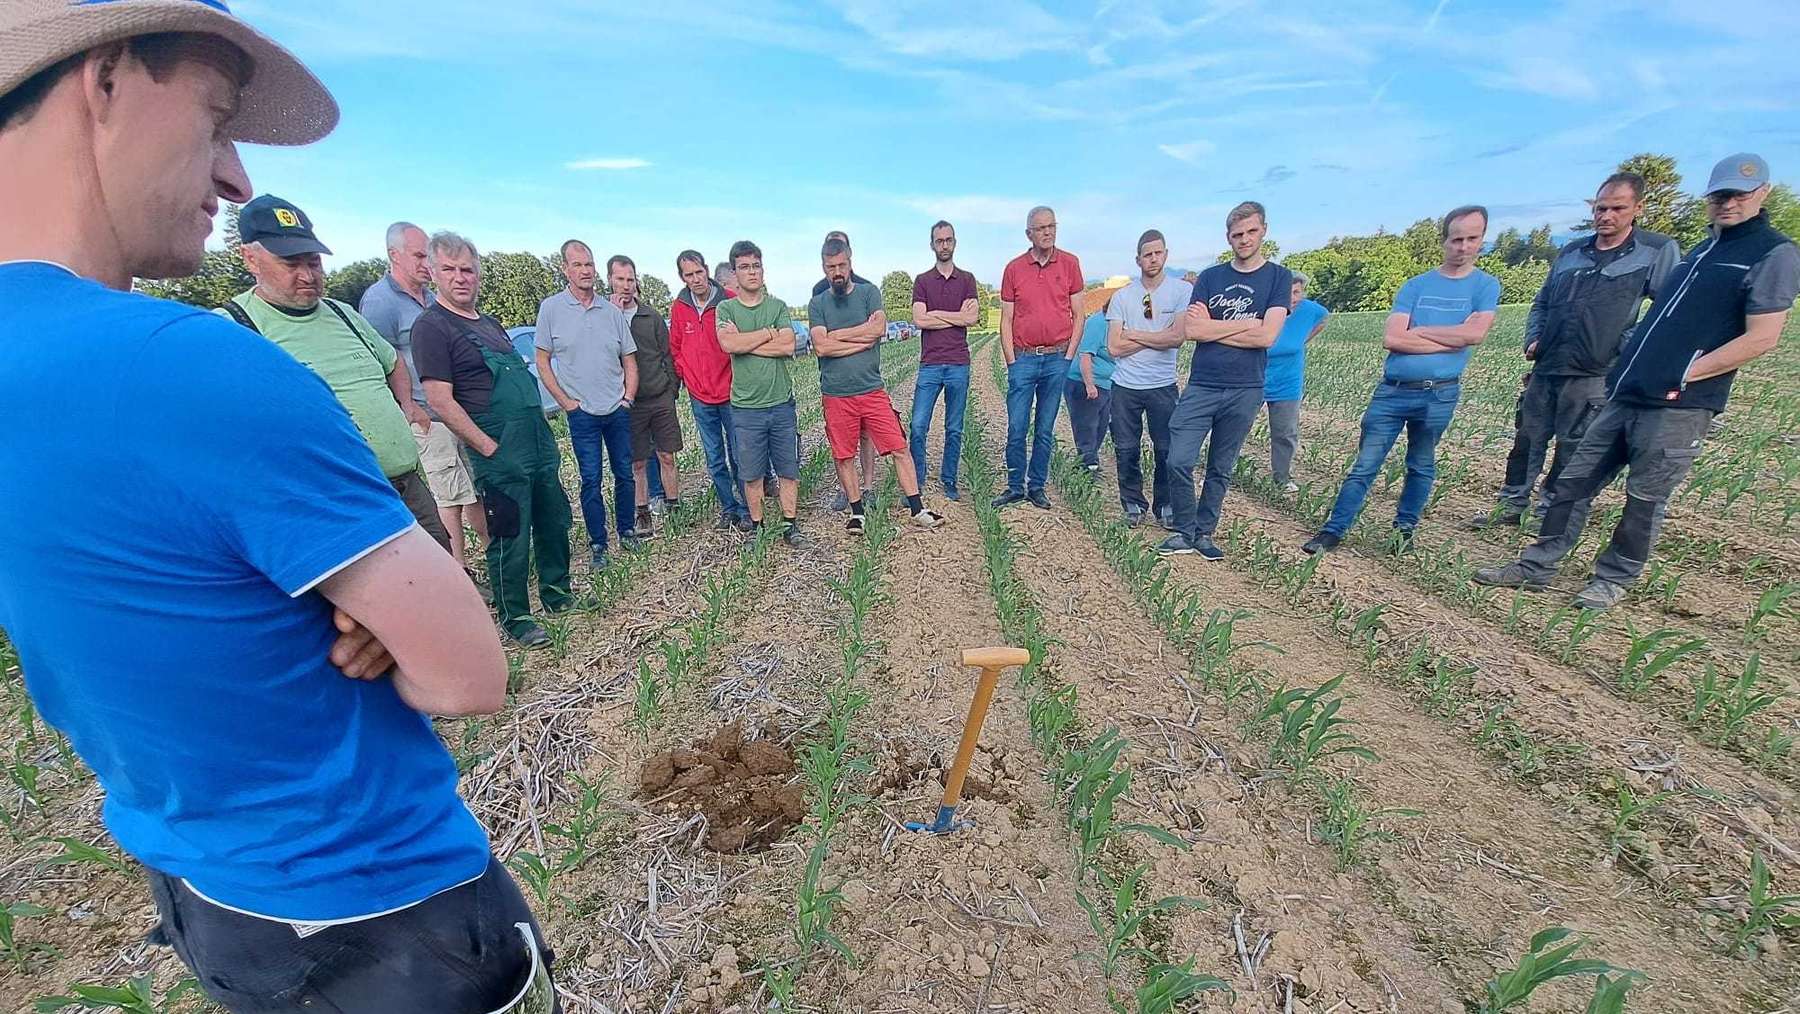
[274, 208, 300, 228]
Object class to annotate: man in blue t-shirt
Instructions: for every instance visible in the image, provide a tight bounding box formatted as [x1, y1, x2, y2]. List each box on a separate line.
[1262, 271, 1329, 491]
[1304, 206, 1500, 554]
[1157, 202, 1292, 560]
[0, 6, 553, 1011]
[1066, 278, 1127, 469]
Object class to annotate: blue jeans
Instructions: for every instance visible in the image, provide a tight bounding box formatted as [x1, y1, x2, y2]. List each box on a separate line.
[1168, 385, 1262, 541]
[691, 397, 746, 518]
[1322, 382, 1461, 537]
[567, 406, 636, 550]
[910, 364, 970, 493]
[1004, 353, 1065, 495]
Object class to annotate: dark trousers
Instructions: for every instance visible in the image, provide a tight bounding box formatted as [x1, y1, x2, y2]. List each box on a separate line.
[567, 406, 636, 550]
[1109, 383, 1176, 518]
[147, 858, 558, 1014]
[1064, 378, 1112, 467]
[1168, 385, 1262, 541]
[1499, 372, 1606, 512]
[1518, 402, 1711, 586]
[391, 469, 452, 555]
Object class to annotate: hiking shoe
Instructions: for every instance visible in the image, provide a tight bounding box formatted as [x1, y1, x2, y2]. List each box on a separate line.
[465, 567, 493, 605]
[1471, 562, 1549, 591]
[733, 513, 755, 533]
[782, 522, 804, 547]
[943, 486, 961, 502]
[509, 624, 551, 650]
[1194, 536, 1225, 562]
[831, 489, 850, 512]
[911, 508, 945, 529]
[1155, 534, 1196, 556]
[1574, 579, 1628, 611]
[618, 532, 645, 551]
[1281, 480, 1300, 494]
[1466, 509, 1523, 531]
[716, 511, 735, 531]
[590, 547, 609, 570]
[1389, 527, 1416, 555]
[1124, 508, 1146, 528]
[1302, 531, 1341, 555]
[635, 507, 654, 536]
[846, 515, 865, 536]
[992, 490, 1026, 508]
[1027, 490, 1052, 510]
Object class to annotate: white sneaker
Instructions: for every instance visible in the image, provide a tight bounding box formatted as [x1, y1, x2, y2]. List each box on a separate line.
[649, 496, 667, 517]
[911, 509, 945, 529]
[1282, 481, 1299, 494]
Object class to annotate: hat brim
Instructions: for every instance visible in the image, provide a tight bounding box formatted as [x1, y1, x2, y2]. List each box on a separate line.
[0, 1, 337, 145]
[1706, 180, 1764, 196]
[255, 235, 333, 257]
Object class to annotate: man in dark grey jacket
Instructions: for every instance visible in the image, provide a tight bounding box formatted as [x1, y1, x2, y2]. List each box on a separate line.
[1471, 172, 1679, 528]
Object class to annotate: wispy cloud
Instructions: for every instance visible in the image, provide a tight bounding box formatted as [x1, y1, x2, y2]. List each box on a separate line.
[1423, 0, 1453, 33]
[565, 158, 652, 171]
[1158, 141, 1216, 164]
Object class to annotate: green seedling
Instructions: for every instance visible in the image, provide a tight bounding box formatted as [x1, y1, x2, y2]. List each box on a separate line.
[1317, 775, 1419, 868]
[793, 839, 852, 963]
[1618, 622, 1706, 698]
[1584, 972, 1643, 1014]
[1501, 592, 1530, 634]
[40, 837, 128, 875]
[1744, 582, 1798, 640]
[2, 901, 54, 970]
[1027, 683, 1080, 760]
[630, 662, 661, 739]
[449, 719, 492, 777]
[505, 850, 568, 908]
[1729, 851, 1800, 957]
[1424, 657, 1477, 718]
[1076, 863, 1207, 1009]
[1134, 959, 1232, 1014]
[35, 975, 200, 1014]
[1753, 724, 1795, 771]
[1255, 674, 1376, 782]
[1719, 654, 1781, 742]
[1540, 606, 1602, 663]
[1606, 780, 1673, 857]
[1281, 552, 1323, 604]
[1349, 603, 1389, 661]
[544, 773, 623, 867]
[1478, 927, 1630, 1013]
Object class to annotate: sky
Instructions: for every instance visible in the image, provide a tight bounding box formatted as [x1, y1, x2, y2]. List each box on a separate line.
[229, 0, 1800, 301]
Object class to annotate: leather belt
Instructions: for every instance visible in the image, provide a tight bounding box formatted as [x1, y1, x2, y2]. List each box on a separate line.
[1381, 377, 1459, 390]
[1020, 342, 1069, 356]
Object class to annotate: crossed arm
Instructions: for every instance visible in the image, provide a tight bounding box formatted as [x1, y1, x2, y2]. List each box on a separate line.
[1383, 310, 1497, 354]
[1108, 317, 1184, 358]
[1185, 302, 1289, 349]
[812, 311, 888, 358]
[913, 298, 980, 330]
[719, 320, 797, 357]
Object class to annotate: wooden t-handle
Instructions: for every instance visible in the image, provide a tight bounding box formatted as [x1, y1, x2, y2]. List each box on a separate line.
[962, 646, 1030, 670]
[939, 646, 1032, 814]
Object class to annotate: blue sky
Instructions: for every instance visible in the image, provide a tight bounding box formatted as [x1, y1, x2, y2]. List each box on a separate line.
[231, 0, 1800, 300]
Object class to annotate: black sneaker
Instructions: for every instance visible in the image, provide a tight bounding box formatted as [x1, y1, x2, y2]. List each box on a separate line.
[846, 515, 865, 536]
[1027, 490, 1052, 510]
[716, 511, 735, 531]
[992, 490, 1026, 508]
[1155, 534, 1195, 556]
[782, 522, 804, 547]
[590, 547, 609, 570]
[1156, 509, 1177, 531]
[1465, 509, 1522, 531]
[1194, 536, 1225, 562]
[1301, 531, 1341, 555]
[509, 624, 551, 650]
[1471, 562, 1549, 591]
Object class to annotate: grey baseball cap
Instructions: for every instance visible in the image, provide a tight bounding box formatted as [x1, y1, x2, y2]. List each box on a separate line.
[1704, 153, 1770, 196]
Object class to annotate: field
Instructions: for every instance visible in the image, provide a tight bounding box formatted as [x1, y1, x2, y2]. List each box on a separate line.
[2, 305, 1798, 1013]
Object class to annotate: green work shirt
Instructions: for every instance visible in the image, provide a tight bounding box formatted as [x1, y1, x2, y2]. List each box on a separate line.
[219, 293, 419, 478]
[807, 282, 885, 397]
[716, 295, 795, 409]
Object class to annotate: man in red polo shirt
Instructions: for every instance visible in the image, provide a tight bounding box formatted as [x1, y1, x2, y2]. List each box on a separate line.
[669, 249, 751, 531]
[997, 205, 1084, 508]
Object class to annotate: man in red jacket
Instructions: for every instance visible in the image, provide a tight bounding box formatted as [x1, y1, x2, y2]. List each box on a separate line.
[670, 249, 751, 530]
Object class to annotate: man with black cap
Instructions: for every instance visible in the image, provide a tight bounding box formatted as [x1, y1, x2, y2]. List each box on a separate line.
[1476, 153, 1797, 610]
[0, 3, 555, 1011]
[220, 194, 453, 554]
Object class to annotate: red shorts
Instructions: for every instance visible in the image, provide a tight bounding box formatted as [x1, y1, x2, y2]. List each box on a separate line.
[822, 390, 906, 460]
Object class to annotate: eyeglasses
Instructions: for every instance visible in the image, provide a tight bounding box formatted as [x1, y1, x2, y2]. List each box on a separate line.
[1707, 188, 1759, 206]
[1142, 292, 1153, 320]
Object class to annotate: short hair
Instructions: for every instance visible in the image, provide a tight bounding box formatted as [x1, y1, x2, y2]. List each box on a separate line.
[1025, 205, 1055, 228]
[1136, 229, 1166, 255]
[1, 33, 250, 133]
[713, 262, 733, 284]
[428, 231, 480, 267]
[559, 239, 591, 262]
[930, 220, 955, 240]
[677, 249, 707, 274]
[1226, 202, 1266, 229]
[384, 221, 422, 253]
[821, 237, 850, 259]
[1440, 204, 1489, 238]
[728, 240, 762, 268]
[606, 254, 636, 276]
[1598, 172, 1646, 201]
[1291, 270, 1310, 286]
[824, 230, 850, 246]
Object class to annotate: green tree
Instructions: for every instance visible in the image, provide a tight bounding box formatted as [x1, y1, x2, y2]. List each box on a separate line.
[639, 273, 673, 317]
[880, 269, 914, 323]
[1609, 153, 1691, 238]
[1401, 218, 1440, 266]
[135, 204, 253, 309]
[478, 252, 560, 328]
[325, 257, 386, 308]
[975, 279, 1000, 331]
[1765, 183, 1800, 240]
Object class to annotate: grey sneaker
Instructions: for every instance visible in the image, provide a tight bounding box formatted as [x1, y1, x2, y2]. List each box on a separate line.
[649, 496, 668, 517]
[1155, 534, 1195, 556]
[1471, 562, 1549, 591]
[1574, 579, 1628, 611]
[1124, 508, 1146, 528]
[911, 508, 945, 529]
[1281, 480, 1300, 494]
[1466, 509, 1523, 531]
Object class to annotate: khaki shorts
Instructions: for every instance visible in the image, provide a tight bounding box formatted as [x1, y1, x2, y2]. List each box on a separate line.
[417, 421, 478, 507]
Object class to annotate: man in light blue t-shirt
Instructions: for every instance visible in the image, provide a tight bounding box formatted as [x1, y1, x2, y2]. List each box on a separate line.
[1262, 271, 1329, 491]
[1107, 230, 1189, 527]
[1305, 206, 1500, 554]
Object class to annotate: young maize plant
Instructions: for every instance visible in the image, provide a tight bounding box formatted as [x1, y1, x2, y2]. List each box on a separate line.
[1252, 674, 1377, 784]
[1617, 622, 1707, 699]
[1477, 927, 1634, 1013]
[1317, 775, 1419, 869]
[1743, 581, 1798, 642]
[35, 974, 202, 1014]
[1728, 851, 1800, 957]
[1605, 778, 1674, 859]
[2, 900, 55, 970]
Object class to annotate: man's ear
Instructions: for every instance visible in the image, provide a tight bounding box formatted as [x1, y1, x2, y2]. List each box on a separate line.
[79, 42, 133, 124]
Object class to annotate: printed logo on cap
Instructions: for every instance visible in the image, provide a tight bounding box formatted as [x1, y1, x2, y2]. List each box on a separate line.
[1741, 162, 1760, 178]
[273, 209, 300, 228]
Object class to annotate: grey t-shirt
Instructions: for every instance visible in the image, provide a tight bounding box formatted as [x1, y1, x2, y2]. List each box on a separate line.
[533, 289, 636, 413]
[1746, 241, 1800, 314]
[808, 282, 885, 397]
[357, 273, 435, 413]
[1105, 275, 1188, 389]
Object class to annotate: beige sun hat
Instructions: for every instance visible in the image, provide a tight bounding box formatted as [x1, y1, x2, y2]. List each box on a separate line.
[0, 0, 337, 145]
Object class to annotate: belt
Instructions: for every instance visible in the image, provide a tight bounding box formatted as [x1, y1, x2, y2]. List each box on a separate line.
[1019, 342, 1069, 356]
[1381, 377, 1459, 390]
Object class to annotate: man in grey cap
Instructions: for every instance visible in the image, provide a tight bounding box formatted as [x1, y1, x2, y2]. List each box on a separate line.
[1476, 153, 1796, 610]
[0, 2, 555, 1010]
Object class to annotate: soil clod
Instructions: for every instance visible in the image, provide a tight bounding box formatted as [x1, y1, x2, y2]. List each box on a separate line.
[638, 720, 804, 853]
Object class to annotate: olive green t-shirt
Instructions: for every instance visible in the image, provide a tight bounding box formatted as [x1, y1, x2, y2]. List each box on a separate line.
[218, 293, 418, 478]
[807, 281, 885, 397]
[716, 295, 795, 409]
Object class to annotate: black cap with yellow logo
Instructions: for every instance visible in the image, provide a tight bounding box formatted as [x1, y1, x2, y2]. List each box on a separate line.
[238, 195, 333, 257]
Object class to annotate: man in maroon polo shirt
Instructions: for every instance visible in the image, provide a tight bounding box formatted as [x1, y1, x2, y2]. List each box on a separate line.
[910, 220, 981, 501]
[996, 205, 1084, 508]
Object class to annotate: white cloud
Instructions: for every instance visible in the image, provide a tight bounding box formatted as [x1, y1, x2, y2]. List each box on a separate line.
[1158, 140, 1216, 164]
[830, 0, 1079, 61]
[564, 158, 652, 171]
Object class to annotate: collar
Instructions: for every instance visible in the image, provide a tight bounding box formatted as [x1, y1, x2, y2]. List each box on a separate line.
[560, 286, 606, 310]
[1027, 247, 1059, 267]
[250, 290, 320, 318]
[384, 271, 432, 307]
[1586, 228, 1636, 257]
[0, 259, 78, 276]
[932, 262, 961, 280]
[1719, 210, 1772, 241]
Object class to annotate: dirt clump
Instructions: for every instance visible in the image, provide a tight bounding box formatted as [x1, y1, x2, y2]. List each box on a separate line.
[638, 720, 804, 854]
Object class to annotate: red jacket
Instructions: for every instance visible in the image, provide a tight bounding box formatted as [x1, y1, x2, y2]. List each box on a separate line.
[669, 283, 733, 405]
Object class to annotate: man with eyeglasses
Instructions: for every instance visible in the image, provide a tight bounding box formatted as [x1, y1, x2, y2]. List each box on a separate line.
[1107, 229, 1189, 528]
[1468, 172, 1679, 530]
[997, 205, 1084, 509]
[910, 220, 980, 501]
[1475, 153, 1796, 610]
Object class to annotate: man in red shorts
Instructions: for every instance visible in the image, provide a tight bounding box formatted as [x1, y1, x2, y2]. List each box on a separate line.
[808, 236, 945, 533]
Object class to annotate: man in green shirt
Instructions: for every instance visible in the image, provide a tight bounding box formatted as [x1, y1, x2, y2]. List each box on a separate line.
[221, 196, 452, 553]
[715, 240, 802, 545]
